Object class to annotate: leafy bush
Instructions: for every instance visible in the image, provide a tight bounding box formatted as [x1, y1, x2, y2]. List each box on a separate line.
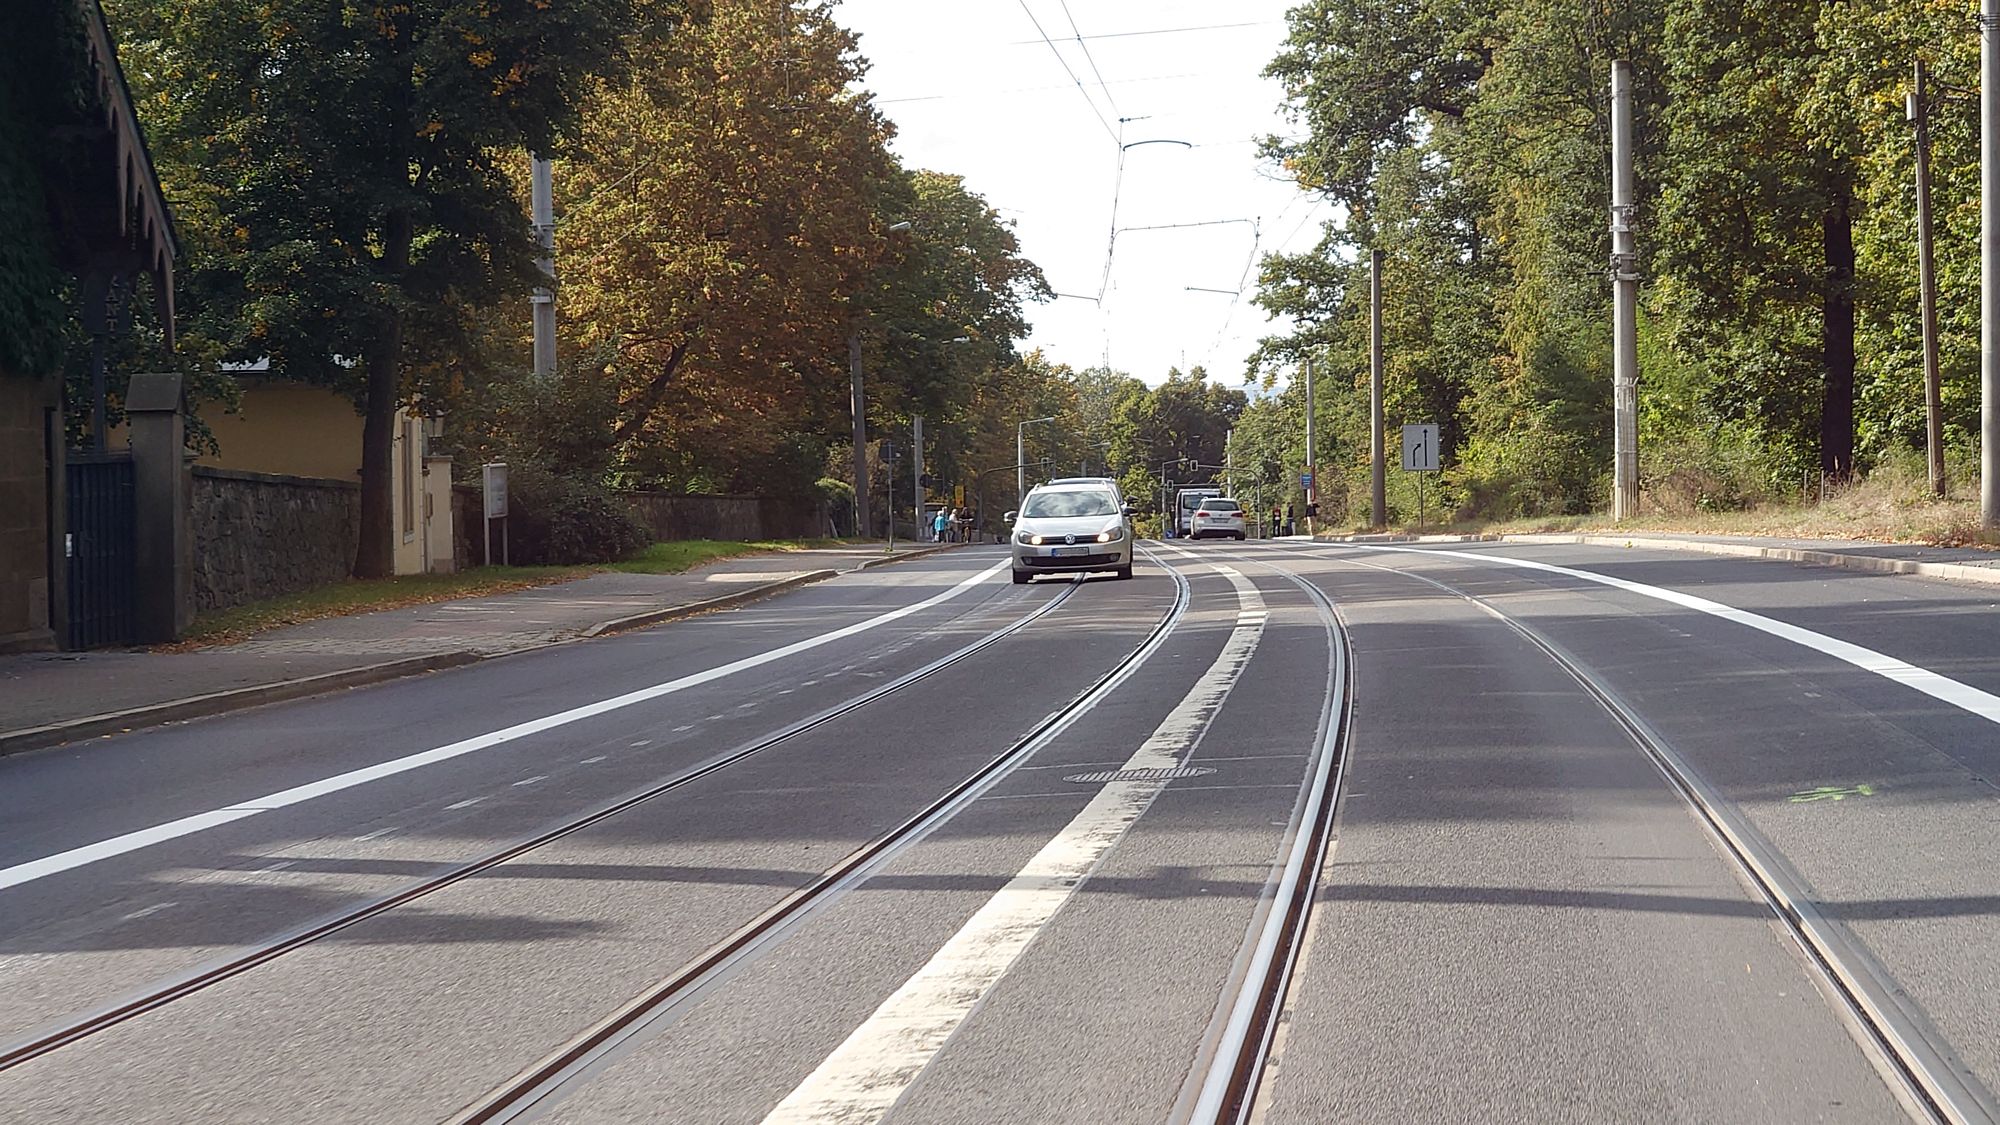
[1451, 425, 1605, 520]
[506, 465, 650, 565]
[1640, 434, 1777, 515]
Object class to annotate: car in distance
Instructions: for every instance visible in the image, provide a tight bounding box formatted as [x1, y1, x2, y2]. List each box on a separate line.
[1188, 496, 1247, 540]
[1173, 486, 1223, 538]
[1008, 482, 1134, 583]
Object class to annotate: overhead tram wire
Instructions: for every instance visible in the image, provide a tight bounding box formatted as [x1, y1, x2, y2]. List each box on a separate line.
[1059, 0, 1121, 116]
[1014, 0, 1119, 144]
[1007, 20, 1280, 45]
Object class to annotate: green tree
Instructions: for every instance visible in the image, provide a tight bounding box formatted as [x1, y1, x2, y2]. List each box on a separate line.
[1655, 0, 1861, 481]
[109, 0, 632, 575]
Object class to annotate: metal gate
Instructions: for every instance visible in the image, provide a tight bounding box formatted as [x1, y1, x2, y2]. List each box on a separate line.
[64, 454, 136, 649]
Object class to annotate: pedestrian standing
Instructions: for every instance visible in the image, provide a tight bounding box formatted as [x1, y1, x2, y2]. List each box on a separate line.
[1285, 503, 1296, 537]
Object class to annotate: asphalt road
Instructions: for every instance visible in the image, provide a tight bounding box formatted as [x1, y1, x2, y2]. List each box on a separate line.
[1, 541, 1995, 1122]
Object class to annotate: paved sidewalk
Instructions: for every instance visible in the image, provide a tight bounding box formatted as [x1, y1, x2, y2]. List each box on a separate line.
[0, 542, 952, 749]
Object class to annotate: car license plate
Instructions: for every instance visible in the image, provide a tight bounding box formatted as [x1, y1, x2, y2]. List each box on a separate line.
[1052, 546, 1089, 557]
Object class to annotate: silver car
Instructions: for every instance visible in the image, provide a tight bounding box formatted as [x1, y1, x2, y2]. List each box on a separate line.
[1007, 483, 1135, 584]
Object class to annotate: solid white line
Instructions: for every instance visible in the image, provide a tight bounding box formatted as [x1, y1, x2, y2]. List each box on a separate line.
[762, 566, 1265, 1124]
[1333, 543, 2000, 726]
[0, 562, 1009, 893]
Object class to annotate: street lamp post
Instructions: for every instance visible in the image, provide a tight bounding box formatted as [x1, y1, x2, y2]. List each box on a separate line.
[1017, 416, 1056, 505]
[850, 221, 915, 539]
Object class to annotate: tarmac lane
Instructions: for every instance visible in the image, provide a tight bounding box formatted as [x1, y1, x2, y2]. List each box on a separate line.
[0, 554, 1055, 1042]
[5, 537, 1997, 1124]
[527, 553, 1340, 1125]
[0, 552, 1183, 1123]
[1280, 540, 2000, 1116]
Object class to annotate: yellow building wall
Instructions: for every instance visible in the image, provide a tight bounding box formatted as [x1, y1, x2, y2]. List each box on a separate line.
[194, 381, 454, 576]
[200, 382, 366, 481]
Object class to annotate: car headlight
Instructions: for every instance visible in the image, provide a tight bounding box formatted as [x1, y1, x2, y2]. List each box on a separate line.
[1095, 525, 1124, 543]
[1016, 532, 1043, 546]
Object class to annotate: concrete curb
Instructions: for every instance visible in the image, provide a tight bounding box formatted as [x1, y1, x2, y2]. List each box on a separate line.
[855, 544, 961, 570]
[0, 651, 480, 759]
[1312, 531, 2000, 587]
[2, 566, 860, 758]
[580, 569, 840, 638]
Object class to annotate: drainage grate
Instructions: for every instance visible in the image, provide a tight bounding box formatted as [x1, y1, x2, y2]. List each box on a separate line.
[1063, 766, 1217, 784]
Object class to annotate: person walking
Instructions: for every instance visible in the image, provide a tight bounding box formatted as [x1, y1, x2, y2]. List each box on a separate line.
[1284, 502, 1296, 537]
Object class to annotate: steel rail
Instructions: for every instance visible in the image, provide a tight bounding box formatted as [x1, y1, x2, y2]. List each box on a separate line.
[1311, 544, 1998, 1125]
[449, 551, 1192, 1124]
[1165, 547, 1355, 1124]
[0, 575, 1088, 1075]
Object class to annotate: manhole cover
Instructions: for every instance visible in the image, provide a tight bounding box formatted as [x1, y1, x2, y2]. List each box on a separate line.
[1063, 766, 1217, 784]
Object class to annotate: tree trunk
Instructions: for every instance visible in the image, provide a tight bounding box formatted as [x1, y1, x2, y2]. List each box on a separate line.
[354, 310, 404, 578]
[354, 208, 414, 579]
[1820, 178, 1856, 482]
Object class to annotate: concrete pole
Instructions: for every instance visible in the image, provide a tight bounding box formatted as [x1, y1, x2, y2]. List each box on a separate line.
[1912, 61, 1946, 498]
[1017, 423, 1027, 509]
[850, 332, 869, 537]
[912, 415, 924, 529]
[1370, 249, 1386, 527]
[1984, 1, 2000, 529]
[530, 155, 556, 379]
[1610, 60, 1641, 520]
[1225, 428, 1234, 496]
[1303, 356, 1316, 536]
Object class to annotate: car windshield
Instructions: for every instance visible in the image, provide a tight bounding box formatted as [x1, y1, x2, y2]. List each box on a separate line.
[1204, 499, 1239, 512]
[1179, 493, 1216, 509]
[1022, 491, 1118, 518]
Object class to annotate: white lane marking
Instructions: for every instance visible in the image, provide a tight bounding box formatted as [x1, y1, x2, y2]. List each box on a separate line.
[513, 775, 548, 787]
[0, 562, 1008, 894]
[1337, 543, 2000, 726]
[580, 756, 607, 765]
[353, 826, 398, 843]
[445, 797, 487, 811]
[630, 739, 653, 747]
[763, 566, 1266, 1124]
[256, 860, 295, 873]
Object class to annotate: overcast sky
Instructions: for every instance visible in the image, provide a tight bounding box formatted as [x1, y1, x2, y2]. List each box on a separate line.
[837, 1, 1326, 389]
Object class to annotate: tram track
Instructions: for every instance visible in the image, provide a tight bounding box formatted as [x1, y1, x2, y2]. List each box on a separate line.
[1155, 546, 1355, 1125]
[1291, 543, 1999, 1125]
[0, 574, 1096, 1076]
[447, 550, 1192, 1123]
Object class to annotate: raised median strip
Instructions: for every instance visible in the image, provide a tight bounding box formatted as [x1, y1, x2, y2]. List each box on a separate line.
[1314, 531, 2000, 586]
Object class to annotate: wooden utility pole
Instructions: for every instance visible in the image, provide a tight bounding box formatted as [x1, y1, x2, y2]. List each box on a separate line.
[1370, 249, 1386, 527]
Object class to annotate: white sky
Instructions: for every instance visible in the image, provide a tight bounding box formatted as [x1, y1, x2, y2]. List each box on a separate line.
[837, 1, 1325, 388]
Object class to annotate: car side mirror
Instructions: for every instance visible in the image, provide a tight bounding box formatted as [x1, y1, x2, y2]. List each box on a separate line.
[1003, 511, 1017, 524]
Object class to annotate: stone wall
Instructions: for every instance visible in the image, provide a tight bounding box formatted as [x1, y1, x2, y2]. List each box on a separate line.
[623, 492, 829, 543]
[191, 467, 357, 611]
[0, 374, 52, 649]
